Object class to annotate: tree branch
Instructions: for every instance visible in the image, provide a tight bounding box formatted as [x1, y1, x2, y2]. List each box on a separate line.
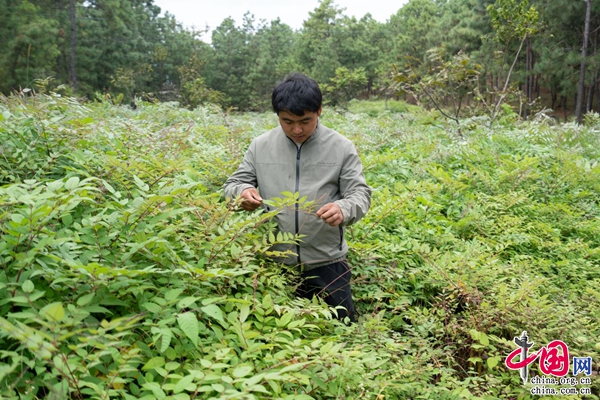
[489, 34, 527, 128]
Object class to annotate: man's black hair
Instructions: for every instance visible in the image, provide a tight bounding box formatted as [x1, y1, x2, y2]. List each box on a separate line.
[271, 73, 322, 116]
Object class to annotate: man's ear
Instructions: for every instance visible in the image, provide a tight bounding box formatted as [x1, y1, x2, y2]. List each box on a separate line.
[317, 106, 323, 116]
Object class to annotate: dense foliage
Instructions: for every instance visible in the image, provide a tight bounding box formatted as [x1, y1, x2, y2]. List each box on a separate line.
[0, 91, 599, 399]
[1, 0, 598, 116]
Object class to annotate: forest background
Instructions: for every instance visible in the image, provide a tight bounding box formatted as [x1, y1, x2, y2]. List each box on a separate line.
[1, 0, 598, 122]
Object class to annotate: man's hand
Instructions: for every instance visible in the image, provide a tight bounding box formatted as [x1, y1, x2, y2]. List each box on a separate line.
[240, 188, 263, 211]
[316, 203, 344, 226]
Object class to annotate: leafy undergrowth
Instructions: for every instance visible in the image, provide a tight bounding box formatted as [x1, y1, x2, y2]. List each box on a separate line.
[0, 94, 598, 399]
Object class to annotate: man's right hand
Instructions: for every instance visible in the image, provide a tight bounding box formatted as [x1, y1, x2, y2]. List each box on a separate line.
[240, 188, 263, 211]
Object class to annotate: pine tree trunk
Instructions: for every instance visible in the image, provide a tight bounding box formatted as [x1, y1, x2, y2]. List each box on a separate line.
[576, 0, 592, 124]
[57, 0, 65, 79]
[596, 82, 600, 112]
[526, 37, 533, 101]
[586, 83, 593, 113]
[69, 0, 77, 89]
[591, 30, 599, 113]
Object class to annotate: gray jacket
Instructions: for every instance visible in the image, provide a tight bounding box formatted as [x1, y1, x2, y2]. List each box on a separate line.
[223, 122, 371, 271]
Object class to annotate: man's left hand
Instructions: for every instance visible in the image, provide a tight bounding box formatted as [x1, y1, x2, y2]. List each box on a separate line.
[316, 203, 344, 227]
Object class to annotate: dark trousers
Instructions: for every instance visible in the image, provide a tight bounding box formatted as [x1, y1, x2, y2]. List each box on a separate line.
[296, 260, 356, 322]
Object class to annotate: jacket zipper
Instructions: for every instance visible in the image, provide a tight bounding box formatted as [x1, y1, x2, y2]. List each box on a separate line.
[339, 226, 343, 251]
[295, 143, 303, 265]
[288, 125, 317, 265]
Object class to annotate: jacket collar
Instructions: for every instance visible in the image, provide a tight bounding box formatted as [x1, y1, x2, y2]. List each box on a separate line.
[283, 119, 321, 147]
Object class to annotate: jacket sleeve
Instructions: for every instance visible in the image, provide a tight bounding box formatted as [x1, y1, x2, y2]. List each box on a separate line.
[334, 142, 372, 226]
[223, 141, 258, 202]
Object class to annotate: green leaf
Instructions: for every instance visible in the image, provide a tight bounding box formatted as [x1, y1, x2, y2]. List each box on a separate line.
[0, 296, 28, 305]
[62, 213, 73, 226]
[133, 175, 149, 191]
[165, 288, 184, 301]
[160, 328, 172, 353]
[65, 176, 80, 190]
[487, 356, 501, 369]
[201, 304, 227, 327]
[276, 312, 294, 328]
[249, 384, 270, 394]
[231, 365, 253, 378]
[142, 382, 166, 399]
[230, 243, 241, 257]
[177, 296, 198, 309]
[22, 280, 34, 293]
[239, 304, 250, 323]
[177, 312, 198, 346]
[288, 318, 305, 329]
[165, 362, 180, 371]
[7, 311, 36, 319]
[211, 383, 225, 392]
[141, 302, 162, 313]
[83, 305, 112, 315]
[468, 357, 483, 365]
[77, 293, 95, 306]
[479, 333, 490, 346]
[102, 179, 116, 194]
[42, 302, 65, 322]
[262, 294, 273, 310]
[142, 357, 165, 371]
[173, 374, 195, 394]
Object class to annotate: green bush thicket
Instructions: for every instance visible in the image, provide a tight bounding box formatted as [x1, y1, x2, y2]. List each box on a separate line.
[0, 92, 599, 399]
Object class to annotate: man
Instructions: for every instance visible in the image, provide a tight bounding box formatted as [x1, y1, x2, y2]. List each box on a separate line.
[223, 73, 371, 322]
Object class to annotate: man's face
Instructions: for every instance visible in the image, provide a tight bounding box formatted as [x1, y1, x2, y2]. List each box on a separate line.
[278, 107, 322, 143]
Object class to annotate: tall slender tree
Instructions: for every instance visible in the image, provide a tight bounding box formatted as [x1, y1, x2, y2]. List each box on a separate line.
[69, 0, 77, 89]
[576, 0, 592, 123]
[487, 0, 540, 121]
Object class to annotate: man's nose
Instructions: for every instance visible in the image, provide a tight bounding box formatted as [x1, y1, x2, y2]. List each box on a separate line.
[292, 124, 302, 133]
